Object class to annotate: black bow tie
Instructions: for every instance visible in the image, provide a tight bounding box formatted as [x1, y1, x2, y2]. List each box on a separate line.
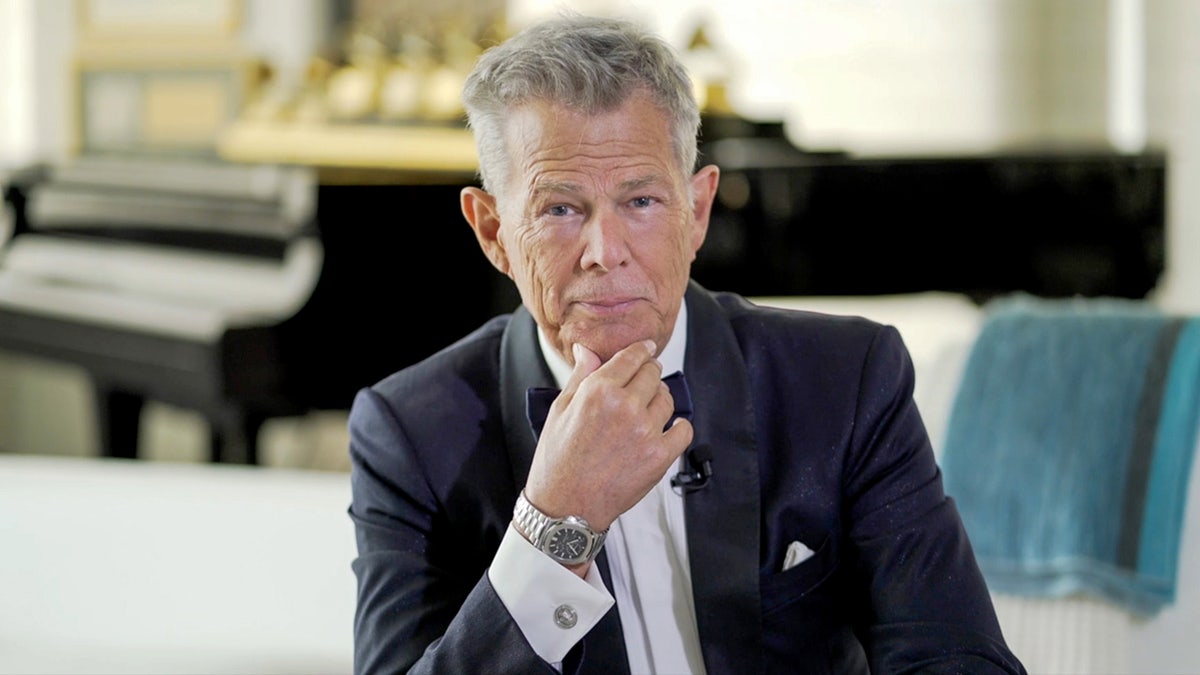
[525, 371, 693, 439]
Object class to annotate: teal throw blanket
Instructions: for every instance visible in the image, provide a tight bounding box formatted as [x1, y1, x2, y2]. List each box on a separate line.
[941, 294, 1200, 616]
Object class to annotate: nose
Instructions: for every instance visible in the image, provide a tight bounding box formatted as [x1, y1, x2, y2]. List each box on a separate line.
[579, 206, 631, 272]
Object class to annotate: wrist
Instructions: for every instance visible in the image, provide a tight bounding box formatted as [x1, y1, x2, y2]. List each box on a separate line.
[512, 490, 608, 567]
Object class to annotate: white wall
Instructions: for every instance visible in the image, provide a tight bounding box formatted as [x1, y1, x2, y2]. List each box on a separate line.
[508, 0, 1154, 154]
[1146, 0, 1200, 311]
[1, 1, 1190, 160]
[0, 0, 73, 166]
[2, 0, 1189, 174]
[241, 0, 329, 94]
[0, 0, 37, 166]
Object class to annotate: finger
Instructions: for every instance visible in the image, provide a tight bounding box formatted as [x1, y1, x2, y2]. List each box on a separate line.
[592, 339, 659, 388]
[564, 342, 602, 393]
[663, 417, 694, 456]
[642, 376, 692, 438]
[553, 344, 601, 415]
[647, 378, 676, 420]
[628, 360, 669, 412]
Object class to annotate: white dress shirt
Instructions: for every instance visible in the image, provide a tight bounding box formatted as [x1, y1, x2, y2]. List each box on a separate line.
[489, 300, 706, 674]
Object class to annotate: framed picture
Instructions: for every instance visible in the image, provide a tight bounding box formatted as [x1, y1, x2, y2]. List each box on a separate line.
[73, 49, 254, 157]
[77, 0, 243, 41]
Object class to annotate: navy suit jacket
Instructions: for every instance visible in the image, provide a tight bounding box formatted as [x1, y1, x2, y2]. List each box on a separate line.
[348, 281, 1026, 674]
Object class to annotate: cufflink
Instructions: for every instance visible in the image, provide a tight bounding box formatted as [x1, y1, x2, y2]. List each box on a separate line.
[553, 603, 577, 629]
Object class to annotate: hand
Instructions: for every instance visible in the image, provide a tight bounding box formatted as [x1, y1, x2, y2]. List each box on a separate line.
[523, 340, 694, 533]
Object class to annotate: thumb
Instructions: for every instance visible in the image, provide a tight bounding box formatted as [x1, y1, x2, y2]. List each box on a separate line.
[565, 343, 601, 391]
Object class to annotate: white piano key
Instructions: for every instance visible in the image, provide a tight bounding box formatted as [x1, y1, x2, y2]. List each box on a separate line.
[1, 234, 321, 317]
[0, 235, 322, 341]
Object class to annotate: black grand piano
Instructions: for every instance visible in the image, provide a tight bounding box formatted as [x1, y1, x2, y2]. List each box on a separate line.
[0, 156, 509, 464]
[0, 135, 1167, 464]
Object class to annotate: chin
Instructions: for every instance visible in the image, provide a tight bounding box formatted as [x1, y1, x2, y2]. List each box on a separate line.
[572, 326, 658, 363]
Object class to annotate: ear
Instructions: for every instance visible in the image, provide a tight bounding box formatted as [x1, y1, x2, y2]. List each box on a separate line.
[461, 186, 511, 276]
[688, 164, 720, 256]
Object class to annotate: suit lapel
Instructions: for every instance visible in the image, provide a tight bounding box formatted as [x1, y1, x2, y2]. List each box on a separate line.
[681, 282, 764, 673]
[499, 308, 632, 675]
[499, 306, 553, 492]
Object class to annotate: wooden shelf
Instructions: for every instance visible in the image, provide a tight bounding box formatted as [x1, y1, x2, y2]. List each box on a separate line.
[216, 120, 479, 181]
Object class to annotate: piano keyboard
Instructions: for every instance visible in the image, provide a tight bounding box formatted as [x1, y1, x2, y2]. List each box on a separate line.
[0, 234, 322, 341]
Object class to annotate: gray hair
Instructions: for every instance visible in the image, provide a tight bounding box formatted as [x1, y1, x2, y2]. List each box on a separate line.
[461, 12, 701, 194]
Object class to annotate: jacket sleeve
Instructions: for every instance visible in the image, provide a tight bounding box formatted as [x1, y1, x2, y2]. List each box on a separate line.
[347, 386, 555, 675]
[842, 325, 1027, 674]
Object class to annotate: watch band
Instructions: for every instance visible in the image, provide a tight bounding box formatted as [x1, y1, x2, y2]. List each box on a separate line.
[512, 491, 607, 565]
[513, 490, 553, 545]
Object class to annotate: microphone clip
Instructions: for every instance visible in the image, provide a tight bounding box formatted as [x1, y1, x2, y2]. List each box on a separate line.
[670, 446, 713, 494]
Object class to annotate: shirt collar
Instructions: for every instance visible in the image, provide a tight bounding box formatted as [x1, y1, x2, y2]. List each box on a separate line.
[536, 299, 688, 388]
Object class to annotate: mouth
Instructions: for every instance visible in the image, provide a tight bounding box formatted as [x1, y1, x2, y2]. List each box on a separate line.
[573, 296, 644, 316]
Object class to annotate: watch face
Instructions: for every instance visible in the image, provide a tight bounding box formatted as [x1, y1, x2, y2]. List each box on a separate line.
[545, 524, 591, 564]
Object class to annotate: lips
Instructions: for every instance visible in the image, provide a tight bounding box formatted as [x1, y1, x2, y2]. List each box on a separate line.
[576, 297, 639, 313]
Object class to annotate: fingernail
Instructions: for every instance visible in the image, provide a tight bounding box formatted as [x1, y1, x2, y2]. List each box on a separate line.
[572, 343, 583, 362]
[644, 339, 658, 356]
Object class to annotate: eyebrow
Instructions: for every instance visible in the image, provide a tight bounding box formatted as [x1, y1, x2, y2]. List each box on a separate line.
[619, 175, 669, 193]
[529, 180, 582, 200]
[529, 174, 668, 200]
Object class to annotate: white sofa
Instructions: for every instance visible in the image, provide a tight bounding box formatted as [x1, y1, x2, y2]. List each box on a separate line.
[1, 292, 1197, 674]
[0, 455, 357, 674]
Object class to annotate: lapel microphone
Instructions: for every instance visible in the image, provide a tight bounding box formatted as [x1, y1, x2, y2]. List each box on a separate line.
[671, 445, 713, 493]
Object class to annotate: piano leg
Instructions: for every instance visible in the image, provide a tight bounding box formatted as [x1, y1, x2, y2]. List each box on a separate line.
[93, 383, 264, 465]
[210, 409, 265, 465]
[94, 385, 144, 460]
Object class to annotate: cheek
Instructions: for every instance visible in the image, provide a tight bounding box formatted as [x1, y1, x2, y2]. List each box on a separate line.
[664, 216, 697, 275]
[505, 230, 565, 317]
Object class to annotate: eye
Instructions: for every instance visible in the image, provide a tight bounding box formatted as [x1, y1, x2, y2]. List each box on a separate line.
[545, 204, 573, 217]
[631, 196, 656, 208]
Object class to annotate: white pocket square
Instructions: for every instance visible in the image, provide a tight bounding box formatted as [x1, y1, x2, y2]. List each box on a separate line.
[782, 540, 815, 571]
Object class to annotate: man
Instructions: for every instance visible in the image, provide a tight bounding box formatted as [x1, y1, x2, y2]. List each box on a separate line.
[348, 12, 1025, 674]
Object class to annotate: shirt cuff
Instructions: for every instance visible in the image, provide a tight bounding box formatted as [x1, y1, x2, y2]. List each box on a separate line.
[488, 523, 614, 663]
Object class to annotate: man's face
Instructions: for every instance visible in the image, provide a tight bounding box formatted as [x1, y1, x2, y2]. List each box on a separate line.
[464, 91, 718, 365]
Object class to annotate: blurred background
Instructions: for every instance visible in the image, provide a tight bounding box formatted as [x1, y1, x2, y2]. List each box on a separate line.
[1, 0, 1195, 468]
[2, 2, 1199, 673]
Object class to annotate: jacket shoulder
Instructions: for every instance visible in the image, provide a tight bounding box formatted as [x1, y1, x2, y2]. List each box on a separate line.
[708, 289, 896, 349]
[369, 313, 510, 397]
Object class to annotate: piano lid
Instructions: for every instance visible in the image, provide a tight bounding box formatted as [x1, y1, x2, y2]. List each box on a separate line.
[16, 156, 318, 259]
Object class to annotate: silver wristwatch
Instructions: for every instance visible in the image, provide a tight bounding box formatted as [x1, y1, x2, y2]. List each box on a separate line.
[512, 491, 608, 566]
